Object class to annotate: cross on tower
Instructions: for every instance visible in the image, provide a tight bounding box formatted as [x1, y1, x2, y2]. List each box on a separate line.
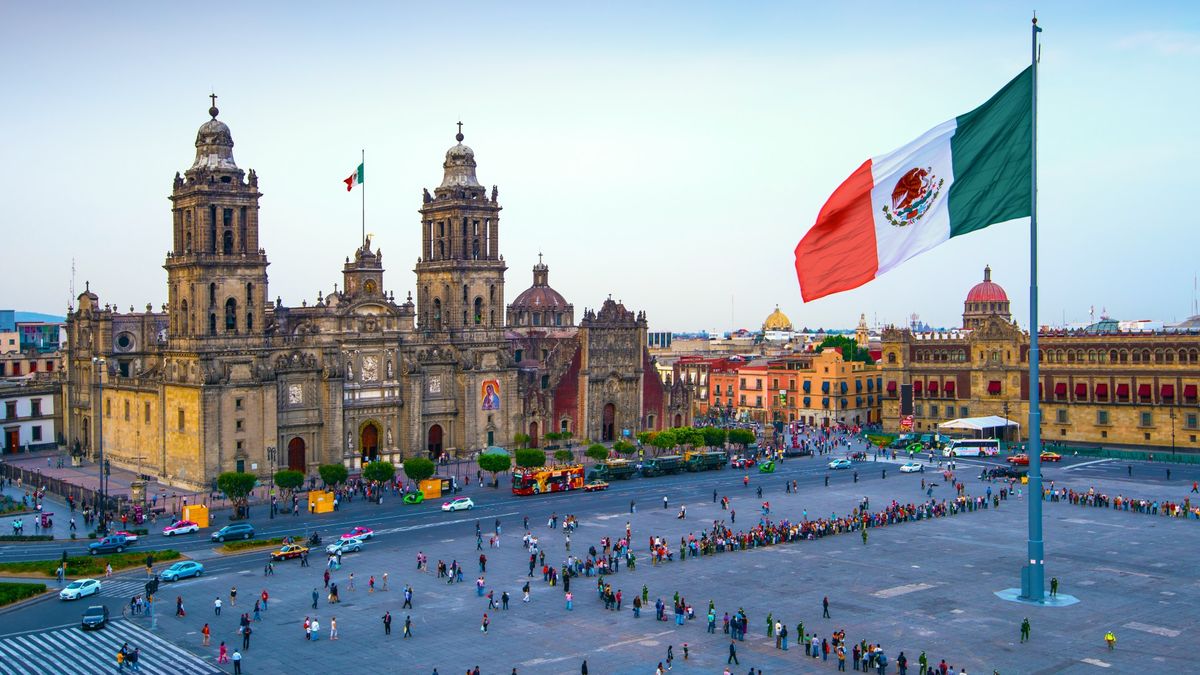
[457, 121, 463, 135]
[209, 93, 218, 108]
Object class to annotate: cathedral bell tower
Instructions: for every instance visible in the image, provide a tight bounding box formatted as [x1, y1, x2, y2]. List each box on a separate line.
[164, 97, 269, 344]
[415, 124, 506, 332]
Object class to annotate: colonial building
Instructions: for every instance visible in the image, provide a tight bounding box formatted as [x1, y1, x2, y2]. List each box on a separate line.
[63, 102, 688, 490]
[881, 267, 1200, 450]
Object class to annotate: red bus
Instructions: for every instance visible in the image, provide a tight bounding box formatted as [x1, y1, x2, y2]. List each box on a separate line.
[512, 465, 584, 495]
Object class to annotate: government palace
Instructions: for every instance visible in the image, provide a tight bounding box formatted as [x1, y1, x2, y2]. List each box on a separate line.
[62, 102, 689, 490]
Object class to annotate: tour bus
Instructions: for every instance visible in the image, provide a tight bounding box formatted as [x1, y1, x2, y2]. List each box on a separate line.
[512, 465, 584, 495]
[941, 438, 1000, 457]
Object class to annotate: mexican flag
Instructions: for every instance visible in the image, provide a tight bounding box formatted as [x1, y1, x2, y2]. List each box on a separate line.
[344, 163, 364, 191]
[794, 67, 1032, 302]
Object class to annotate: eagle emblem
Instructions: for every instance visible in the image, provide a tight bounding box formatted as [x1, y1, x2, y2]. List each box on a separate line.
[882, 167, 943, 227]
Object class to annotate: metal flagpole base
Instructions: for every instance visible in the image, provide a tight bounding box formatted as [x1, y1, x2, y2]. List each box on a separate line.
[995, 587, 1079, 607]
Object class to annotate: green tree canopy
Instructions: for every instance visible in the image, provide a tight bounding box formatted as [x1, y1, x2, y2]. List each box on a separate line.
[585, 444, 609, 463]
[477, 453, 511, 487]
[560, 431, 574, 446]
[318, 463, 349, 488]
[728, 428, 756, 447]
[649, 429, 678, 454]
[515, 448, 546, 469]
[554, 449, 574, 464]
[217, 471, 258, 518]
[636, 431, 653, 446]
[362, 461, 396, 484]
[512, 433, 530, 449]
[273, 470, 304, 492]
[816, 335, 875, 364]
[402, 457, 436, 484]
[674, 427, 704, 449]
[612, 439, 636, 456]
[701, 426, 728, 448]
[544, 431, 562, 446]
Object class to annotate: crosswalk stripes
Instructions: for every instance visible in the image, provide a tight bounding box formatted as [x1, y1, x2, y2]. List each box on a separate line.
[97, 579, 150, 598]
[0, 619, 219, 675]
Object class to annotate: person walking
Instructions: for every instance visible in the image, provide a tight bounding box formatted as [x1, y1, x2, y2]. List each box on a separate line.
[404, 615, 413, 638]
[218, 642, 228, 664]
[1104, 630, 1116, 650]
[728, 640, 739, 665]
[229, 586, 237, 607]
[202, 623, 211, 646]
[241, 623, 252, 649]
[823, 596, 830, 618]
[329, 616, 338, 640]
[310, 617, 320, 641]
[175, 596, 185, 617]
[481, 613, 490, 634]
[403, 585, 413, 609]
[214, 597, 222, 616]
[260, 589, 268, 611]
[1020, 617, 1031, 643]
[312, 588, 319, 609]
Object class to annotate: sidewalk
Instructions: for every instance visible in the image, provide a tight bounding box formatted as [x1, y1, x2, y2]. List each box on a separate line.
[1, 484, 81, 539]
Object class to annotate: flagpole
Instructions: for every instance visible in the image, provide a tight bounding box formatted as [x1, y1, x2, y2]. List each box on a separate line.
[1021, 13, 1045, 603]
[361, 148, 366, 248]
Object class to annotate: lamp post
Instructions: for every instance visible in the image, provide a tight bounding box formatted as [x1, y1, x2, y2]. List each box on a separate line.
[267, 445, 277, 519]
[91, 357, 107, 535]
[1169, 408, 1176, 458]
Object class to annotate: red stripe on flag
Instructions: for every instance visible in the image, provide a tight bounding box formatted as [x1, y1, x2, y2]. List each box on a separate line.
[794, 159, 879, 302]
[344, 174, 355, 191]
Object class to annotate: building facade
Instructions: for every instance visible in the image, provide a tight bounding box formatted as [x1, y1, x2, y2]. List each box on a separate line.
[63, 104, 688, 490]
[881, 267, 1200, 450]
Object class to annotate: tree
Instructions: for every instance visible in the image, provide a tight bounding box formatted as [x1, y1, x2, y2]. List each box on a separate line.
[513, 433, 530, 450]
[216, 471, 258, 519]
[402, 457, 436, 484]
[554, 449, 574, 464]
[561, 431, 574, 447]
[362, 461, 396, 484]
[515, 448, 546, 469]
[318, 464, 349, 488]
[636, 431, 654, 446]
[701, 426, 728, 449]
[477, 453, 511, 488]
[613, 439, 636, 456]
[674, 427, 703, 449]
[273, 470, 304, 492]
[816, 335, 875, 364]
[728, 428, 755, 448]
[585, 444, 609, 463]
[544, 431, 562, 448]
[649, 429, 678, 455]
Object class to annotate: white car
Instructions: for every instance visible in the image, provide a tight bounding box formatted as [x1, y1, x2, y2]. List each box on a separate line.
[326, 537, 365, 555]
[899, 462, 925, 473]
[441, 497, 475, 512]
[60, 578, 102, 601]
[828, 458, 853, 470]
[162, 520, 200, 536]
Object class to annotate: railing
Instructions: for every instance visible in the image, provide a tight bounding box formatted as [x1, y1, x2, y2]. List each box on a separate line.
[0, 462, 119, 512]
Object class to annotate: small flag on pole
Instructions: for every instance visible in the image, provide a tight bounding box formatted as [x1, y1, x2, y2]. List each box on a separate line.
[344, 163, 364, 192]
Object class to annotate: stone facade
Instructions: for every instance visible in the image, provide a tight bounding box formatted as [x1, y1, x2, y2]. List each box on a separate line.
[62, 104, 687, 490]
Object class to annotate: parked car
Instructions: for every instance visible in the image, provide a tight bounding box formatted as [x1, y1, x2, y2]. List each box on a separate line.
[269, 544, 309, 561]
[88, 535, 130, 555]
[326, 537, 365, 555]
[340, 526, 374, 540]
[441, 497, 475, 512]
[162, 520, 200, 536]
[899, 462, 925, 473]
[60, 578, 101, 601]
[828, 458, 853, 470]
[211, 523, 256, 542]
[81, 604, 109, 630]
[111, 530, 140, 543]
[160, 561, 205, 581]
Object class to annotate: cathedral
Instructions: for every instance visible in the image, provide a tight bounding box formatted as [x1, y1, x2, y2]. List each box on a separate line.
[62, 102, 689, 490]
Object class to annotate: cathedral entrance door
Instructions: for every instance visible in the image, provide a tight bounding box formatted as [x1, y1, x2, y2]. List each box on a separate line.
[361, 423, 380, 464]
[601, 404, 615, 442]
[528, 422, 538, 449]
[427, 424, 443, 460]
[673, 414, 682, 428]
[287, 437, 306, 472]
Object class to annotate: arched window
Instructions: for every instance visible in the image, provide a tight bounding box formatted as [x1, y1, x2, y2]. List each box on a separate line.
[474, 297, 483, 325]
[246, 283, 253, 304]
[222, 230, 234, 255]
[185, 230, 193, 251]
[180, 300, 189, 334]
[246, 312, 253, 331]
[209, 283, 217, 306]
[225, 298, 238, 331]
[209, 313, 217, 336]
[472, 239, 480, 260]
[437, 241, 445, 258]
[432, 299, 442, 329]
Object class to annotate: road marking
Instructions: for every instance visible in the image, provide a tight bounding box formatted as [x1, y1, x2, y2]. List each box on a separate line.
[1062, 459, 1114, 470]
[373, 511, 518, 536]
[1080, 658, 1111, 668]
[1123, 621, 1181, 638]
[520, 630, 676, 666]
[873, 582, 935, 598]
[1094, 566, 1155, 579]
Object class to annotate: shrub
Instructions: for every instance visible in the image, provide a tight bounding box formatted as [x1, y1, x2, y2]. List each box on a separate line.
[222, 536, 291, 552]
[318, 464, 349, 488]
[0, 550, 182, 578]
[274, 470, 305, 491]
[402, 457, 435, 483]
[362, 461, 396, 484]
[514, 448, 546, 469]
[585, 444, 609, 463]
[0, 582, 46, 607]
[553, 449, 573, 464]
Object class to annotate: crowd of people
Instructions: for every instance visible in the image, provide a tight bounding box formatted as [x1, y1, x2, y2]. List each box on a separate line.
[1044, 485, 1200, 518]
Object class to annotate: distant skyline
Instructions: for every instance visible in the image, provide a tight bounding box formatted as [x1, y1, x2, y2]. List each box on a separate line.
[2, 2, 1197, 333]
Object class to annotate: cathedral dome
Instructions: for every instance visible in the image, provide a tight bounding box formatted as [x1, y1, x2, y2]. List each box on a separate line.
[966, 266, 1008, 303]
[507, 255, 574, 328]
[763, 305, 793, 332]
[190, 100, 238, 172]
[439, 124, 482, 189]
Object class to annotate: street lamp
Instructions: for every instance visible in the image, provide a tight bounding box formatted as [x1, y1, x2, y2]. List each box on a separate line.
[1169, 408, 1176, 457]
[91, 356, 108, 535]
[267, 445, 277, 519]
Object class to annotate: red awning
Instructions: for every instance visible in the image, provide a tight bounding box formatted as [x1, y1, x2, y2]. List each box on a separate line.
[1075, 383, 1088, 397]
[987, 380, 1001, 394]
[1054, 382, 1067, 396]
[1185, 384, 1198, 399]
[928, 381, 939, 394]
[913, 381, 923, 393]
[1116, 383, 1129, 398]
[1137, 384, 1152, 398]
[944, 381, 956, 393]
[1095, 383, 1109, 398]
[1161, 384, 1175, 399]
[887, 380, 897, 392]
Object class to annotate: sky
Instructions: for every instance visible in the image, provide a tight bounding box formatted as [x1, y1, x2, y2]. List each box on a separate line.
[2, 1, 1198, 334]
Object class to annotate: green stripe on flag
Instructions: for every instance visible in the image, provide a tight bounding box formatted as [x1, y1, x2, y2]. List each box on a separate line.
[356, 163, 364, 184]
[947, 66, 1033, 237]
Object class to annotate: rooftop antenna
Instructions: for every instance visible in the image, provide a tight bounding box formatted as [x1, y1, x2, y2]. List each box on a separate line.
[70, 257, 76, 302]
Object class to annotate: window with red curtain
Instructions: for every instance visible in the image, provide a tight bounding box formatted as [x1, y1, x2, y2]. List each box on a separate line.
[1137, 384, 1152, 399]
[987, 380, 1001, 394]
[1074, 383, 1088, 399]
[1161, 384, 1175, 400]
[1116, 383, 1130, 400]
[1095, 383, 1109, 400]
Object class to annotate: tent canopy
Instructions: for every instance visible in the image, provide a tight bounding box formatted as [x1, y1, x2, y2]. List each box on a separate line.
[938, 415, 1019, 431]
